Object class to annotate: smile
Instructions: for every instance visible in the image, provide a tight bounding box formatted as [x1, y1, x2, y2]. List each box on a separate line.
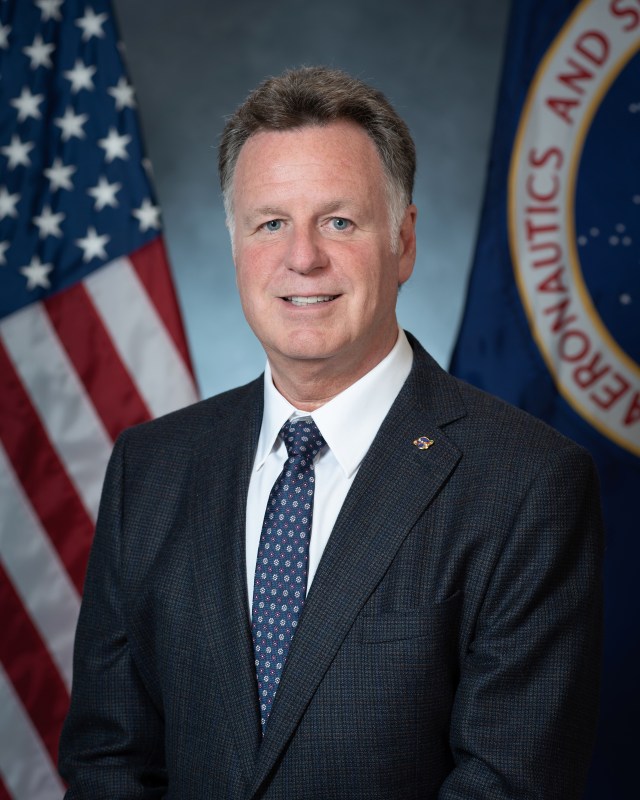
[284, 295, 337, 306]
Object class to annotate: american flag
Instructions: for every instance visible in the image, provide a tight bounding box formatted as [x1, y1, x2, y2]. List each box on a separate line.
[0, 1, 198, 796]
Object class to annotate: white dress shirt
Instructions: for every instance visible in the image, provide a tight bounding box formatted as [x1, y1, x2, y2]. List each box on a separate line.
[245, 328, 414, 611]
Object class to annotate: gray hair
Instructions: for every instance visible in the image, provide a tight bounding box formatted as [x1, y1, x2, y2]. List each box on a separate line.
[218, 66, 416, 245]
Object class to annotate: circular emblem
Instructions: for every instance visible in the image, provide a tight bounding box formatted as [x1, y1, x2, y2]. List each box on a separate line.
[509, 0, 640, 455]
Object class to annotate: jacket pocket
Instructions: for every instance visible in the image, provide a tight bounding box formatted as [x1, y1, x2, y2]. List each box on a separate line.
[359, 590, 463, 643]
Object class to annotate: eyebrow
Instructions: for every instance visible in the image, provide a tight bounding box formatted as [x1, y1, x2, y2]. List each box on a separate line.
[243, 206, 284, 224]
[243, 199, 362, 226]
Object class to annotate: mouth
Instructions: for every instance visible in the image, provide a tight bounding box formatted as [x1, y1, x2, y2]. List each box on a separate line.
[283, 295, 338, 306]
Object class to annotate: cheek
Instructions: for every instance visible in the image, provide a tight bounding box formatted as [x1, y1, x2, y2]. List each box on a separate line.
[234, 269, 262, 322]
[235, 264, 278, 332]
[361, 255, 399, 297]
[235, 252, 261, 292]
[236, 243, 281, 285]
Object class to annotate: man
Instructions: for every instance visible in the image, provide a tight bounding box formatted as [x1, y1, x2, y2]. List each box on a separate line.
[59, 67, 603, 799]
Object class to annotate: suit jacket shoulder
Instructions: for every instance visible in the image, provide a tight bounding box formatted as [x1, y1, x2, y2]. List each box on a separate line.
[120, 374, 264, 454]
[404, 330, 593, 481]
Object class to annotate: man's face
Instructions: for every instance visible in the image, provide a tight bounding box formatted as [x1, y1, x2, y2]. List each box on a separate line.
[231, 120, 416, 390]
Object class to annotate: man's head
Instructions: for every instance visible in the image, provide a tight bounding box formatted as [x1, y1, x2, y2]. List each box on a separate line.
[220, 67, 417, 407]
[219, 66, 416, 246]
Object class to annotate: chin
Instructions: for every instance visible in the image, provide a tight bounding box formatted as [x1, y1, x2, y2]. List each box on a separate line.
[278, 346, 335, 363]
[284, 327, 337, 350]
[269, 333, 343, 364]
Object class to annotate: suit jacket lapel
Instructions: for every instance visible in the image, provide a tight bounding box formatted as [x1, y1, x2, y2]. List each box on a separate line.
[189, 379, 264, 783]
[249, 341, 467, 796]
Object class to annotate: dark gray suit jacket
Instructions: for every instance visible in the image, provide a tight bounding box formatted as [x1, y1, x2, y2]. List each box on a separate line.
[59, 335, 603, 799]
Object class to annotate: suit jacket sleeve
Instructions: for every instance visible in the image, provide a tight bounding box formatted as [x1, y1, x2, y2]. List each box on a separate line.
[439, 442, 604, 799]
[58, 431, 167, 798]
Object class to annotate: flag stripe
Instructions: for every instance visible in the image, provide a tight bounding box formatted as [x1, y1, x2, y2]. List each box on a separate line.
[130, 238, 195, 373]
[0, 444, 80, 689]
[85, 256, 198, 418]
[0, 565, 69, 760]
[45, 280, 153, 440]
[0, 341, 94, 591]
[0, 563, 70, 765]
[0, 5, 199, 792]
[0, 304, 113, 522]
[0, 665, 66, 800]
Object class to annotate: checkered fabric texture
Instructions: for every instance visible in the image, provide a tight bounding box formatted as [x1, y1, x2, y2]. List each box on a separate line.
[58, 335, 603, 798]
[251, 418, 326, 731]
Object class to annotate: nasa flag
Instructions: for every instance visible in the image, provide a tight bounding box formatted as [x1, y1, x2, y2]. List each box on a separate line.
[450, 0, 639, 796]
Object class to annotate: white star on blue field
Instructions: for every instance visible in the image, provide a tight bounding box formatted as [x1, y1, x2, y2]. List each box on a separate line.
[0, 0, 161, 320]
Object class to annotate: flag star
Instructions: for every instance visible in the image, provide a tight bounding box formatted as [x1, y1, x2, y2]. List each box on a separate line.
[0, 187, 20, 220]
[133, 198, 161, 232]
[76, 226, 110, 262]
[10, 87, 45, 122]
[36, 0, 64, 22]
[33, 204, 65, 238]
[55, 107, 89, 141]
[0, 23, 12, 50]
[108, 77, 136, 110]
[64, 59, 97, 93]
[76, 7, 108, 42]
[44, 157, 76, 191]
[87, 175, 121, 210]
[98, 127, 131, 162]
[1, 135, 35, 169]
[20, 255, 54, 290]
[23, 34, 55, 69]
[0, 240, 9, 266]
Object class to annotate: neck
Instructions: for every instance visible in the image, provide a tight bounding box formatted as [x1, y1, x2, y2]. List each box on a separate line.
[267, 333, 399, 412]
[268, 370, 341, 412]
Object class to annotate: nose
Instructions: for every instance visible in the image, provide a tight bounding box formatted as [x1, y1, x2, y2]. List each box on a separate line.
[283, 223, 329, 274]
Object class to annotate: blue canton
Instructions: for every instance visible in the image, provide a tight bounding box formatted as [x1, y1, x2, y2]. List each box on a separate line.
[0, 0, 161, 320]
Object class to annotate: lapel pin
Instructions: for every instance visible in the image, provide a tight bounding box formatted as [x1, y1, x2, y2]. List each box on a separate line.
[413, 436, 434, 450]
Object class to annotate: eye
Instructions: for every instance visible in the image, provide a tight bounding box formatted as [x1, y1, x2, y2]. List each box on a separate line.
[330, 217, 351, 231]
[263, 219, 282, 232]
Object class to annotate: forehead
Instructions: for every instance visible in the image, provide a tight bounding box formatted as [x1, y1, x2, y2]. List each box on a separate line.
[232, 120, 387, 202]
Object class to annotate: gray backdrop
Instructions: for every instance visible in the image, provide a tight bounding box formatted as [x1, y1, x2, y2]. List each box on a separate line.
[112, 0, 511, 398]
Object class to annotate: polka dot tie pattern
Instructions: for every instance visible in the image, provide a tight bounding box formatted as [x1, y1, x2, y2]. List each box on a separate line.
[251, 418, 326, 733]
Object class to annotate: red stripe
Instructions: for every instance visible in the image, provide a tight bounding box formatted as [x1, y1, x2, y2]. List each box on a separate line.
[0, 564, 70, 767]
[129, 237, 196, 377]
[0, 339, 93, 592]
[45, 282, 152, 441]
[0, 777, 12, 800]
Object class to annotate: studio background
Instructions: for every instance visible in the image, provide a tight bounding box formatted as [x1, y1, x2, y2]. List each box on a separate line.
[111, 0, 511, 397]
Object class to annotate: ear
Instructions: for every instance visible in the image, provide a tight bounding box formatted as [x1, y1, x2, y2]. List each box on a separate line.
[397, 204, 417, 286]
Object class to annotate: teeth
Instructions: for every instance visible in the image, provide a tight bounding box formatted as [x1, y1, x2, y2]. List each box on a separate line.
[287, 295, 336, 306]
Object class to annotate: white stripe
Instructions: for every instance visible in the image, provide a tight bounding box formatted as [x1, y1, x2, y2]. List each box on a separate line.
[0, 665, 66, 800]
[85, 257, 198, 418]
[0, 305, 113, 521]
[0, 444, 80, 690]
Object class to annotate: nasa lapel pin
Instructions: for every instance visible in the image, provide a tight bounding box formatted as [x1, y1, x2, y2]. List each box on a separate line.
[413, 435, 434, 451]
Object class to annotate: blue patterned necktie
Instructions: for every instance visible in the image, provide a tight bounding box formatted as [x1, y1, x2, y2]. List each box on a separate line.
[251, 418, 326, 732]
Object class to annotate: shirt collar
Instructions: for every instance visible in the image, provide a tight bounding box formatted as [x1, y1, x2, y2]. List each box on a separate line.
[255, 329, 413, 477]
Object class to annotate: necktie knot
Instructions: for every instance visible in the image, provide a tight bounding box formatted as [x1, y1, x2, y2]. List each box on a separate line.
[280, 418, 326, 463]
